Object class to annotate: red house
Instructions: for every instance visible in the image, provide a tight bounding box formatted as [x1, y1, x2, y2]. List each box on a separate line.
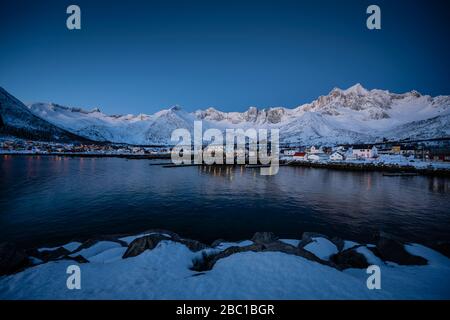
[293, 152, 307, 160]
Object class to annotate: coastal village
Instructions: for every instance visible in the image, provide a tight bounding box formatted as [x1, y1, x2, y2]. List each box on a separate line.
[0, 138, 171, 157]
[1, 136, 449, 168]
[282, 143, 450, 163]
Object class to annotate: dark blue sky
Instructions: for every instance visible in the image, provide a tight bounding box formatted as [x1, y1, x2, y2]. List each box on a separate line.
[1, 0, 449, 114]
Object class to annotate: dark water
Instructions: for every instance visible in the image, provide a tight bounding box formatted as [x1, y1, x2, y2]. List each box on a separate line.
[1, 155, 449, 248]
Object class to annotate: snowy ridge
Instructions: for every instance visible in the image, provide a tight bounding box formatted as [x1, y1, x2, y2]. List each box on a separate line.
[0, 87, 90, 142]
[28, 103, 199, 145]
[3, 85, 449, 145]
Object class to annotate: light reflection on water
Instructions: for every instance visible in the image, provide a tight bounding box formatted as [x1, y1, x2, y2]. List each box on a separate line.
[0, 155, 449, 248]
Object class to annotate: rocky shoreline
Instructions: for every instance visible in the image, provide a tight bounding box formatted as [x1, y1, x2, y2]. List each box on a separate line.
[289, 161, 450, 177]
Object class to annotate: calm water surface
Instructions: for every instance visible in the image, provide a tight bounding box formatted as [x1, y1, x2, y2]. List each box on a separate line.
[0, 155, 449, 248]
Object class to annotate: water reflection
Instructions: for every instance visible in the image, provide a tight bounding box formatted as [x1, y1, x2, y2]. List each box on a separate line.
[428, 177, 449, 193]
[0, 156, 449, 248]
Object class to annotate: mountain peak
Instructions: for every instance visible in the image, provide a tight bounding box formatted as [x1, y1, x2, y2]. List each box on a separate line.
[343, 83, 369, 95]
[169, 105, 182, 112]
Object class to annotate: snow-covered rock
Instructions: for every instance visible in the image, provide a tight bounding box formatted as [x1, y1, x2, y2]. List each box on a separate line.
[303, 237, 339, 260]
[1, 232, 449, 299]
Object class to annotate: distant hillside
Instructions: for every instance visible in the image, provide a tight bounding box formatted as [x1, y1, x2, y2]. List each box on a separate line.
[0, 87, 91, 143]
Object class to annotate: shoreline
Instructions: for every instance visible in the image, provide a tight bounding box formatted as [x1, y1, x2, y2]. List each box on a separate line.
[2, 152, 449, 176]
[288, 160, 450, 177]
[0, 152, 172, 160]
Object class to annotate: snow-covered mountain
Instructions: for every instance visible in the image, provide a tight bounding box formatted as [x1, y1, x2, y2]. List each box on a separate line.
[3, 84, 450, 145]
[27, 103, 200, 145]
[196, 83, 450, 144]
[0, 87, 90, 142]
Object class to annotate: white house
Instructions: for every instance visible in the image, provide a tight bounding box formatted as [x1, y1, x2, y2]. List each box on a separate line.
[131, 147, 144, 153]
[205, 145, 224, 152]
[308, 146, 323, 154]
[352, 145, 378, 159]
[329, 151, 345, 161]
[283, 149, 298, 156]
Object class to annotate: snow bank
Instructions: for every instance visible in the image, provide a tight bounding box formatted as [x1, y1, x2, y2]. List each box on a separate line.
[39, 242, 82, 253]
[303, 237, 338, 260]
[0, 235, 449, 299]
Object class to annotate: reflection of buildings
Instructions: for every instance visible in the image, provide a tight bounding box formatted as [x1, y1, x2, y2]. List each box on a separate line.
[199, 164, 245, 181]
[428, 177, 450, 193]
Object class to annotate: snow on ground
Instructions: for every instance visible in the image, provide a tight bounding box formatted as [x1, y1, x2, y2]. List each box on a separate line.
[39, 242, 82, 253]
[212, 240, 254, 251]
[119, 233, 172, 245]
[288, 155, 450, 170]
[68, 241, 122, 259]
[343, 241, 359, 251]
[355, 246, 384, 266]
[279, 239, 301, 247]
[357, 155, 450, 170]
[200, 240, 255, 258]
[303, 237, 338, 260]
[345, 244, 450, 299]
[87, 247, 127, 264]
[1, 236, 449, 300]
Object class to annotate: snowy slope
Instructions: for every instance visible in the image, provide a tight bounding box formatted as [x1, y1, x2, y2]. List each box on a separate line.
[385, 114, 450, 140]
[28, 103, 199, 145]
[6, 84, 450, 145]
[0, 87, 89, 142]
[195, 84, 450, 144]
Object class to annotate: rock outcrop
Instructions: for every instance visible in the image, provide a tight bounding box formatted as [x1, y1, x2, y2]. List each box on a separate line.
[0, 242, 29, 275]
[373, 232, 427, 265]
[330, 247, 369, 269]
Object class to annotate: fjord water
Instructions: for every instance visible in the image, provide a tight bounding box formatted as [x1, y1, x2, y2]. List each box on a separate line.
[0, 155, 449, 248]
